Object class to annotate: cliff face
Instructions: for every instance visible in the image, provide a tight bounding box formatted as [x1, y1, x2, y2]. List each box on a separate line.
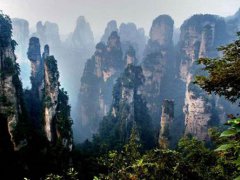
[99, 51, 155, 149]
[142, 15, 178, 123]
[28, 37, 43, 101]
[27, 38, 72, 148]
[141, 15, 185, 145]
[159, 100, 174, 149]
[43, 45, 59, 142]
[43, 47, 72, 148]
[0, 14, 27, 151]
[179, 15, 228, 140]
[78, 31, 124, 141]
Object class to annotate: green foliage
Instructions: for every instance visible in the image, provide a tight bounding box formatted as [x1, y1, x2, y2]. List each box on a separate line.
[56, 88, 73, 142]
[44, 168, 79, 180]
[195, 32, 240, 102]
[213, 116, 240, 178]
[195, 32, 240, 179]
[0, 12, 12, 47]
[0, 57, 20, 79]
[45, 56, 60, 87]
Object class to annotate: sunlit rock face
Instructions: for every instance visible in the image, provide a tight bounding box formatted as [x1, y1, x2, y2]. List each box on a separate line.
[43, 45, 59, 142]
[141, 15, 185, 145]
[179, 14, 228, 140]
[77, 31, 124, 141]
[42, 45, 72, 149]
[0, 15, 27, 151]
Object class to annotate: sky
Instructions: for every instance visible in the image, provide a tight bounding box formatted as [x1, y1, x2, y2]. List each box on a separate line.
[1, 0, 240, 41]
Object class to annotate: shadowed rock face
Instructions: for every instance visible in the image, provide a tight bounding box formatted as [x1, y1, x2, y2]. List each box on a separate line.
[179, 14, 228, 140]
[119, 22, 146, 60]
[27, 37, 44, 130]
[77, 31, 124, 142]
[27, 37, 43, 102]
[101, 20, 118, 43]
[0, 15, 26, 151]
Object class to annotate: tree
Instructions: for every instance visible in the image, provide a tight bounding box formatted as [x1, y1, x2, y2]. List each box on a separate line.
[195, 32, 240, 179]
[195, 32, 240, 102]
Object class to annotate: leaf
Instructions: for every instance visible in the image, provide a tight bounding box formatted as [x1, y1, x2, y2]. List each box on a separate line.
[220, 129, 237, 137]
[234, 175, 240, 180]
[234, 156, 240, 166]
[227, 118, 240, 125]
[215, 144, 234, 151]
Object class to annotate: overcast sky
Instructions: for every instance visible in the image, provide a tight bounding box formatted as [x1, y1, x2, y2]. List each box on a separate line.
[1, 0, 239, 40]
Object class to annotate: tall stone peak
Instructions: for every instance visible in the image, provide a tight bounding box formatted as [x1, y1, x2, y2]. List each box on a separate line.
[179, 14, 229, 140]
[71, 16, 95, 48]
[141, 14, 183, 147]
[77, 31, 124, 141]
[27, 37, 41, 61]
[33, 20, 61, 48]
[181, 14, 225, 30]
[162, 100, 174, 117]
[42, 44, 50, 58]
[98, 63, 155, 149]
[159, 100, 174, 149]
[27, 38, 72, 148]
[149, 14, 174, 47]
[119, 22, 146, 60]
[101, 20, 118, 43]
[152, 15, 174, 26]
